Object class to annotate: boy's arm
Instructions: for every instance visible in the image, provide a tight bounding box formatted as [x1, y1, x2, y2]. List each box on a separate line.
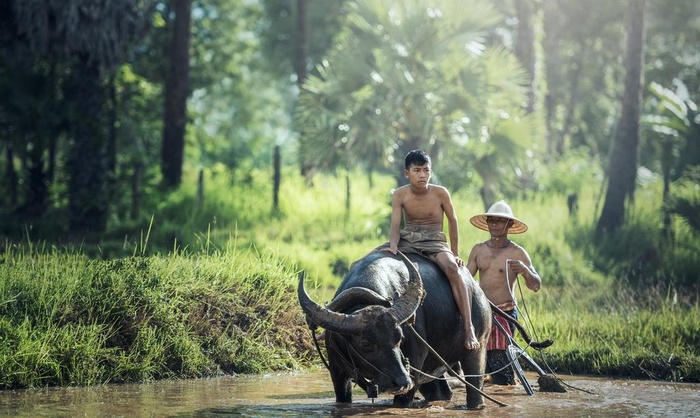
[386, 189, 403, 254]
[440, 188, 460, 259]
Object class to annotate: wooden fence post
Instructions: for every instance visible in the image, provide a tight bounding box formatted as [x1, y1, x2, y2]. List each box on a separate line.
[273, 145, 281, 213]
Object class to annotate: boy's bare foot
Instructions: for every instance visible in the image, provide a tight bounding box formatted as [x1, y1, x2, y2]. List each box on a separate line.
[465, 328, 480, 350]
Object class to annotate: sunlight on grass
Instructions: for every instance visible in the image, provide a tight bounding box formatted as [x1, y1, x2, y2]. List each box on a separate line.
[0, 244, 315, 388]
[1, 167, 698, 388]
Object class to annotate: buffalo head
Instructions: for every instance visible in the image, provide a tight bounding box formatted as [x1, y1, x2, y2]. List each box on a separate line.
[298, 254, 424, 398]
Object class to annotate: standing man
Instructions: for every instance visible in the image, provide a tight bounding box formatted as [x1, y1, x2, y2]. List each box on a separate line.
[466, 200, 542, 384]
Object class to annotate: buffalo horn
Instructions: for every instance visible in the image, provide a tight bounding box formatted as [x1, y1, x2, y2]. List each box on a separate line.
[297, 272, 365, 335]
[388, 252, 425, 325]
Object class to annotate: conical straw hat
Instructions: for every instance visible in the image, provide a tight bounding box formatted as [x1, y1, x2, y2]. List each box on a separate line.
[469, 200, 528, 234]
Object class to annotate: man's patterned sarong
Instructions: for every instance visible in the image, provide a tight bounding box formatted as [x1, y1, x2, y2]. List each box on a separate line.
[487, 301, 517, 351]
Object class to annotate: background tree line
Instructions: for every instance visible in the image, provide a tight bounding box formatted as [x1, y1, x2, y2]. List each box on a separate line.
[0, 0, 698, 283]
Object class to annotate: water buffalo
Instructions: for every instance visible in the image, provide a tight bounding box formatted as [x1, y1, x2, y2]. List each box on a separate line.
[298, 250, 492, 409]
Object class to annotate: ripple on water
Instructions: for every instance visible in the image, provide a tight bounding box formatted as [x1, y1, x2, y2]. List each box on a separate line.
[0, 371, 699, 417]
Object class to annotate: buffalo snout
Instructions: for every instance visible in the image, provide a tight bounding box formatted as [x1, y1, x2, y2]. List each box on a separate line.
[389, 381, 414, 396]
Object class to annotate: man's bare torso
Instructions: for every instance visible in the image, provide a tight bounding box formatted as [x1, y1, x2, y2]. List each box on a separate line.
[469, 241, 526, 306]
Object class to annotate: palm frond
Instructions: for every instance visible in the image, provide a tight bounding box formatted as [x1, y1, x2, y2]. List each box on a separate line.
[296, 0, 533, 181]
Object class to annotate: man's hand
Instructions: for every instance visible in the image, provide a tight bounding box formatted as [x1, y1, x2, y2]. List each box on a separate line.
[509, 259, 528, 276]
[454, 255, 464, 267]
[508, 259, 541, 291]
[383, 247, 398, 255]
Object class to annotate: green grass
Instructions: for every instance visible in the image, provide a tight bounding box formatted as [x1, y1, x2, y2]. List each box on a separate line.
[1, 167, 699, 388]
[532, 295, 700, 381]
[0, 244, 315, 389]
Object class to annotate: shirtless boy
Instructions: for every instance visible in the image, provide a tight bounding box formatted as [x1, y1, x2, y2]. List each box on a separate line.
[382, 150, 479, 350]
[466, 200, 541, 384]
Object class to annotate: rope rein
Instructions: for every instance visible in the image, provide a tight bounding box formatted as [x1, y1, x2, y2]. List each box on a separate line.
[304, 251, 573, 406]
[311, 328, 330, 371]
[506, 259, 592, 394]
[406, 324, 507, 407]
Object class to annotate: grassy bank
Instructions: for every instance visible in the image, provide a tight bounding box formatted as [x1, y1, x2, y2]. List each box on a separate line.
[0, 245, 314, 389]
[1, 168, 698, 389]
[1, 243, 697, 390]
[519, 284, 700, 382]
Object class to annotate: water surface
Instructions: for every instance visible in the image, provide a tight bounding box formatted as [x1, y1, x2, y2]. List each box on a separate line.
[0, 370, 698, 417]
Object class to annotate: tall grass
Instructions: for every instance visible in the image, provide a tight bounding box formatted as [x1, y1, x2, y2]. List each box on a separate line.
[535, 290, 700, 381]
[0, 244, 314, 389]
[1, 166, 698, 388]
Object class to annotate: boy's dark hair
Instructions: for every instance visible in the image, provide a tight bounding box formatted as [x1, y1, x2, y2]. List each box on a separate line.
[405, 150, 431, 169]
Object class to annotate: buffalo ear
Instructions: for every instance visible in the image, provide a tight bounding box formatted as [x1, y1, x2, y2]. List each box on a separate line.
[327, 287, 392, 312]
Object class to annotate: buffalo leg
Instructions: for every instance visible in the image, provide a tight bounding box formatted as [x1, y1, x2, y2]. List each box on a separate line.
[392, 387, 418, 407]
[329, 364, 353, 403]
[461, 349, 487, 409]
[419, 378, 453, 402]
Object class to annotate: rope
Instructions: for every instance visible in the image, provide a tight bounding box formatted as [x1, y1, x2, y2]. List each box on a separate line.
[311, 328, 330, 371]
[509, 262, 541, 343]
[409, 358, 517, 381]
[507, 261, 593, 394]
[304, 251, 556, 405]
[407, 324, 508, 407]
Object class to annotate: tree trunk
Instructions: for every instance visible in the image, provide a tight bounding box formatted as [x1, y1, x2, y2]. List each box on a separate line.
[294, 0, 309, 87]
[161, 0, 192, 189]
[5, 140, 18, 207]
[131, 162, 142, 221]
[107, 75, 118, 175]
[197, 169, 204, 210]
[560, 45, 585, 155]
[67, 54, 108, 236]
[106, 74, 119, 217]
[542, 0, 561, 158]
[514, 0, 536, 113]
[273, 145, 281, 212]
[597, 0, 645, 234]
[661, 140, 673, 242]
[296, 0, 314, 186]
[23, 133, 48, 218]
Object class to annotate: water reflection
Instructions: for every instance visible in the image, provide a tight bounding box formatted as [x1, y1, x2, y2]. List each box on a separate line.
[0, 370, 698, 417]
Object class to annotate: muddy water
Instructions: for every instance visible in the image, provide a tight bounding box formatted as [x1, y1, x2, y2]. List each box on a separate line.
[0, 370, 698, 417]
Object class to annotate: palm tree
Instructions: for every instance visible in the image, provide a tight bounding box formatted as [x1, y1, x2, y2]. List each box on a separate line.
[514, 0, 536, 113]
[296, 0, 533, 201]
[643, 81, 700, 239]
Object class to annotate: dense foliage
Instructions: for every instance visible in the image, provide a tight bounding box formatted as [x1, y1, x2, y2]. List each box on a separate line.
[0, 170, 698, 389]
[1, 0, 698, 244]
[0, 0, 698, 392]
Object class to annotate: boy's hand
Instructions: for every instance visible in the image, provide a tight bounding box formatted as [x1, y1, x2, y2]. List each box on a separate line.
[383, 247, 398, 255]
[454, 256, 464, 267]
